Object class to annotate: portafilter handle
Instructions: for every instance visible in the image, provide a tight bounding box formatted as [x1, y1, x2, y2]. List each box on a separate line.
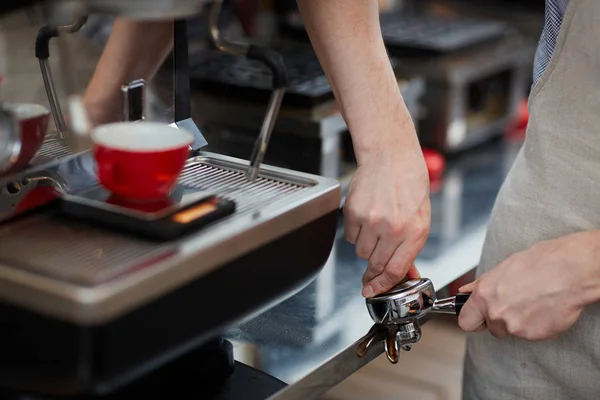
[207, 0, 288, 182]
[430, 292, 471, 316]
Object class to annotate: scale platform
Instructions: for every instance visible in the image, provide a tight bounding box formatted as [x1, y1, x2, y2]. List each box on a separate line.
[61, 185, 237, 241]
[0, 151, 341, 396]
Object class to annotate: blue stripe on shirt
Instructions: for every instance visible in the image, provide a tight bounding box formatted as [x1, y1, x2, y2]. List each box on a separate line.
[533, 0, 569, 85]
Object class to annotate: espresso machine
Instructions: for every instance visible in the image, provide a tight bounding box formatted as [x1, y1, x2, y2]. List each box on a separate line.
[0, 0, 340, 398]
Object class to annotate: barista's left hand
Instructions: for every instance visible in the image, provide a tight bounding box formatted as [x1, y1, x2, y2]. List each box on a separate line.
[458, 231, 600, 341]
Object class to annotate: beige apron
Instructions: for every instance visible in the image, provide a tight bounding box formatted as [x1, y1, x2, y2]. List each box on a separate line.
[462, 0, 600, 398]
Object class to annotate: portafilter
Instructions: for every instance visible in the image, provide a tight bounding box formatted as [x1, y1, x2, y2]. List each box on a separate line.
[358, 278, 471, 364]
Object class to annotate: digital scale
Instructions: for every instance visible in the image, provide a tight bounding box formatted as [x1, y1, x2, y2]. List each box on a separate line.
[61, 184, 237, 241]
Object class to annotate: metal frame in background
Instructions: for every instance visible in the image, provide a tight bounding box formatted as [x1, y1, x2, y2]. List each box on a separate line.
[172, 19, 208, 150]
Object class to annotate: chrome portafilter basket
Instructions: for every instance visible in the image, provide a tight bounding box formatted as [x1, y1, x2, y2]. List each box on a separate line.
[357, 278, 471, 364]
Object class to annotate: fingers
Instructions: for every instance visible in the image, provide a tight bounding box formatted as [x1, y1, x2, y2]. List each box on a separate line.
[344, 210, 360, 245]
[343, 178, 430, 298]
[363, 241, 419, 296]
[361, 238, 399, 286]
[458, 281, 477, 293]
[458, 297, 487, 332]
[487, 320, 509, 339]
[474, 322, 487, 332]
[362, 262, 420, 296]
[458, 283, 509, 339]
[406, 263, 421, 279]
[355, 229, 379, 262]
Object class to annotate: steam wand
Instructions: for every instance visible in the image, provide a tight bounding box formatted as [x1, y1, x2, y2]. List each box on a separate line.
[35, 17, 88, 142]
[207, 0, 288, 182]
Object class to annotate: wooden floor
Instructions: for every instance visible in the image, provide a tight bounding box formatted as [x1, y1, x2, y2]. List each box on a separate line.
[322, 315, 467, 400]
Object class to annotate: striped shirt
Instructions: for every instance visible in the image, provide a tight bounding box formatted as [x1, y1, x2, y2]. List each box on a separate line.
[533, 0, 569, 85]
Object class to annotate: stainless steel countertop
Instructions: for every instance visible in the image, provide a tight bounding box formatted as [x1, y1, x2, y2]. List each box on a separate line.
[226, 138, 522, 399]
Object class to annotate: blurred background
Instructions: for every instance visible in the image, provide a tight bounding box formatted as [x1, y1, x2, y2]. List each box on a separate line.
[0, 0, 544, 398]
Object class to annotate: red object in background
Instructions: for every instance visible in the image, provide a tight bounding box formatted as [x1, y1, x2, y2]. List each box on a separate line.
[506, 98, 529, 141]
[92, 123, 193, 201]
[234, 0, 259, 36]
[2, 103, 50, 172]
[15, 185, 60, 213]
[14, 105, 50, 170]
[422, 147, 446, 192]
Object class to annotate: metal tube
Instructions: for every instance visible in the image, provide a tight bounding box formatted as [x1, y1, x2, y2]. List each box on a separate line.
[207, 0, 286, 182]
[431, 296, 459, 314]
[38, 59, 67, 140]
[245, 88, 285, 181]
[57, 17, 88, 34]
[207, 0, 248, 55]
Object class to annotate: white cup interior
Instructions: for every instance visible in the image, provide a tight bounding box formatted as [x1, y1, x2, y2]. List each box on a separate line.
[3, 103, 49, 120]
[91, 122, 194, 152]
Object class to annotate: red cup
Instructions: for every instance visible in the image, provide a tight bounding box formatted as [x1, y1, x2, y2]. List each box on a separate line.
[2, 103, 50, 170]
[91, 122, 194, 200]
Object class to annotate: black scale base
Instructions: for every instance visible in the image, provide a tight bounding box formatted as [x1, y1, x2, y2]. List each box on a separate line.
[0, 338, 286, 400]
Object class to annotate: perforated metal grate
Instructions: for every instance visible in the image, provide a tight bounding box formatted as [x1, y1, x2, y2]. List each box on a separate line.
[38, 138, 72, 160]
[180, 161, 305, 215]
[0, 159, 309, 286]
[0, 214, 167, 285]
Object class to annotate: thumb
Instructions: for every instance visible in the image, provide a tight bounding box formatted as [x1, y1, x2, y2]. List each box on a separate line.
[406, 263, 421, 279]
[458, 298, 487, 333]
[458, 280, 477, 293]
[363, 263, 420, 298]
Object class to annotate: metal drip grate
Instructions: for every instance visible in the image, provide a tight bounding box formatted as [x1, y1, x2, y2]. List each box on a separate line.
[179, 161, 306, 215]
[0, 214, 168, 285]
[37, 137, 72, 160]
[0, 157, 312, 286]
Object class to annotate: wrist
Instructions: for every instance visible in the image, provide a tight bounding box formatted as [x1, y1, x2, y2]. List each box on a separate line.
[344, 74, 421, 165]
[352, 109, 422, 167]
[570, 231, 600, 306]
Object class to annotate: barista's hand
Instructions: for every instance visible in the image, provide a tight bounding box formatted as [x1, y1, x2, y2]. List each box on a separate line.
[345, 142, 431, 298]
[458, 231, 600, 341]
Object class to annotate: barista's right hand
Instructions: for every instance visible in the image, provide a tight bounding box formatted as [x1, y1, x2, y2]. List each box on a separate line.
[344, 137, 431, 298]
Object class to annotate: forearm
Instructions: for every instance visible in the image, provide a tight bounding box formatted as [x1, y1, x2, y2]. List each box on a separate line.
[84, 18, 174, 124]
[297, 0, 419, 165]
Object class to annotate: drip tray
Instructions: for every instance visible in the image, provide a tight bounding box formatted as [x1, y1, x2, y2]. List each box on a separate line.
[37, 136, 72, 161]
[0, 152, 341, 326]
